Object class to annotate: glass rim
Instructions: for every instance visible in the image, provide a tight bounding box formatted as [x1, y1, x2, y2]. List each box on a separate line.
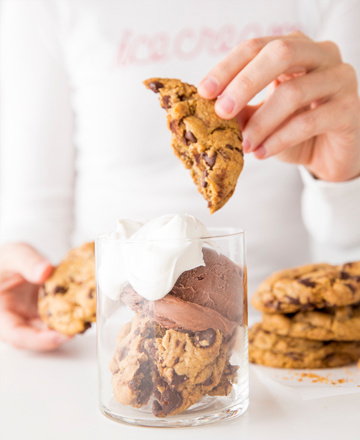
[96, 227, 246, 243]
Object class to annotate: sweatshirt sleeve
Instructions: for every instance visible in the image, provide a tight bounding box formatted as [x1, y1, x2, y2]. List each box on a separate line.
[299, 0, 360, 264]
[0, 0, 74, 263]
[300, 167, 360, 263]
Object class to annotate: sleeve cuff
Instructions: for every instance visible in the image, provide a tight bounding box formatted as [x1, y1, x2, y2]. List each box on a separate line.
[299, 166, 360, 247]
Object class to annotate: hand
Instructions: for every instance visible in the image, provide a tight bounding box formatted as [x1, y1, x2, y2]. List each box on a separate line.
[0, 243, 72, 350]
[198, 31, 360, 182]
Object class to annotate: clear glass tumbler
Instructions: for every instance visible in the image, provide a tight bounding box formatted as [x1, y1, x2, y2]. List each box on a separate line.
[96, 228, 248, 427]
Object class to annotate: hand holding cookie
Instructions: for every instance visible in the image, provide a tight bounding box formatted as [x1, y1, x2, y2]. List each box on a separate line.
[0, 243, 72, 350]
[199, 31, 360, 182]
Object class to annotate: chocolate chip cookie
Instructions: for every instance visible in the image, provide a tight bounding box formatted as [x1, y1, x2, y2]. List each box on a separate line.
[109, 314, 160, 408]
[38, 242, 96, 335]
[144, 78, 244, 213]
[252, 262, 360, 314]
[152, 327, 228, 416]
[262, 303, 360, 341]
[109, 314, 238, 417]
[249, 323, 360, 368]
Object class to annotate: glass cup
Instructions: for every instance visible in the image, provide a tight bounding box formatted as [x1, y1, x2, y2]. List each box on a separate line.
[96, 228, 248, 427]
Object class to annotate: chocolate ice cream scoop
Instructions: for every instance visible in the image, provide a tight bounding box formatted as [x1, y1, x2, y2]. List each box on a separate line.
[121, 247, 245, 334]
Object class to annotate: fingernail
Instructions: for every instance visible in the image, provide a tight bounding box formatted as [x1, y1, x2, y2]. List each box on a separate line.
[242, 137, 251, 153]
[198, 76, 218, 96]
[215, 94, 235, 115]
[254, 145, 266, 158]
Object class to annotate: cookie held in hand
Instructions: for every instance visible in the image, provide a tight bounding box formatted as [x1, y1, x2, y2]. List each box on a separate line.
[144, 78, 244, 214]
[38, 242, 96, 335]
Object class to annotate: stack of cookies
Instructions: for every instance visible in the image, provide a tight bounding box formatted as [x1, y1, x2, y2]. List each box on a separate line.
[249, 261, 360, 368]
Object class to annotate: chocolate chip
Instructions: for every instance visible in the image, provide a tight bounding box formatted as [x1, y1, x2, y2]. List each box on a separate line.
[129, 378, 138, 391]
[284, 295, 300, 305]
[88, 288, 95, 299]
[275, 301, 282, 311]
[225, 144, 234, 150]
[202, 170, 208, 188]
[161, 95, 171, 109]
[175, 340, 180, 348]
[157, 388, 183, 415]
[169, 120, 178, 133]
[197, 275, 205, 281]
[136, 375, 153, 406]
[144, 326, 155, 339]
[323, 353, 336, 364]
[54, 285, 68, 294]
[195, 328, 216, 347]
[286, 352, 300, 360]
[148, 81, 164, 93]
[153, 386, 162, 400]
[79, 322, 92, 334]
[118, 347, 129, 362]
[219, 150, 230, 160]
[174, 357, 180, 365]
[194, 153, 201, 165]
[152, 400, 164, 417]
[171, 372, 187, 386]
[147, 343, 156, 359]
[184, 131, 197, 144]
[201, 151, 217, 168]
[237, 147, 244, 157]
[345, 283, 356, 295]
[299, 303, 312, 311]
[203, 375, 213, 386]
[138, 361, 150, 375]
[264, 300, 276, 310]
[298, 278, 316, 288]
[340, 271, 351, 280]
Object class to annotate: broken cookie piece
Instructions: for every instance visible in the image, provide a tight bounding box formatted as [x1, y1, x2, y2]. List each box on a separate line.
[109, 315, 238, 417]
[144, 78, 244, 214]
[38, 242, 96, 335]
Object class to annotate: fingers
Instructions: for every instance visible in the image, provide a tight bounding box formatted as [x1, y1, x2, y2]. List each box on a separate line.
[198, 36, 277, 99]
[0, 243, 53, 284]
[198, 32, 342, 120]
[252, 97, 353, 160]
[236, 103, 262, 130]
[242, 63, 355, 152]
[214, 39, 340, 119]
[0, 311, 72, 351]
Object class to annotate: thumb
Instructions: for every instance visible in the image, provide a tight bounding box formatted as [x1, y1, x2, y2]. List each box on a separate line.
[0, 243, 54, 284]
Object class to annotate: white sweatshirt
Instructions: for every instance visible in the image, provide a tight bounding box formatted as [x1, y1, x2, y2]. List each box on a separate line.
[1, 0, 360, 297]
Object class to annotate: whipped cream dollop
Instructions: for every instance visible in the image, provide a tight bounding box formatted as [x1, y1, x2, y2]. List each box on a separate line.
[97, 214, 212, 301]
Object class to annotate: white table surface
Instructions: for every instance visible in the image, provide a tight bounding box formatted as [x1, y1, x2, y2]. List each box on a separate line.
[1, 327, 360, 440]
